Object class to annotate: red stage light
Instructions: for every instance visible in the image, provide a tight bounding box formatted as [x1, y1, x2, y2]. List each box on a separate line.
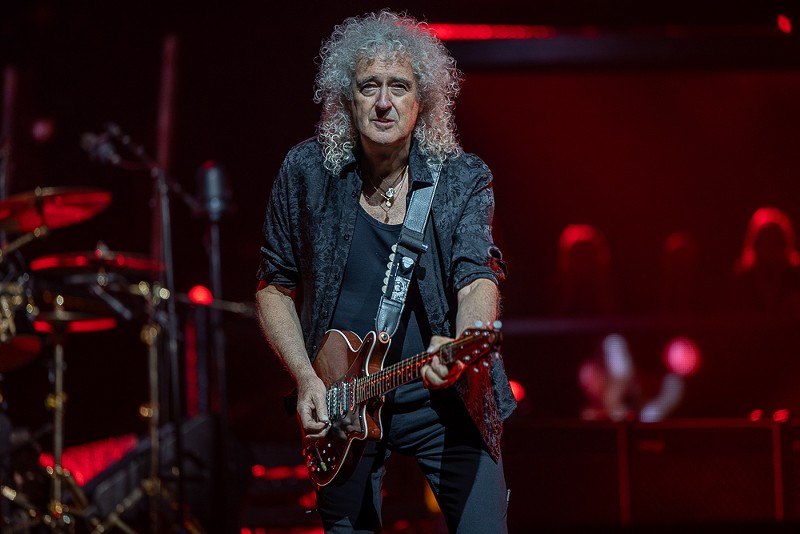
[774, 409, 791, 423]
[39, 434, 138, 485]
[778, 14, 793, 35]
[251, 464, 266, 477]
[429, 23, 555, 41]
[298, 490, 317, 511]
[749, 409, 764, 422]
[509, 380, 526, 402]
[188, 285, 214, 306]
[663, 337, 701, 376]
[250, 463, 309, 481]
[34, 317, 117, 334]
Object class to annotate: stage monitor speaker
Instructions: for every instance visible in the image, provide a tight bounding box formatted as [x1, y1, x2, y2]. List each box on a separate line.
[504, 420, 622, 528]
[628, 420, 777, 524]
[81, 415, 216, 527]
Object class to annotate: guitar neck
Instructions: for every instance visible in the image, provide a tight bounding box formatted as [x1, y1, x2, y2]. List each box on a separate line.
[355, 333, 481, 404]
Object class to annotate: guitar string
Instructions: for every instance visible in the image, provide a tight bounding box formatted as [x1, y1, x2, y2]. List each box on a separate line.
[355, 332, 495, 404]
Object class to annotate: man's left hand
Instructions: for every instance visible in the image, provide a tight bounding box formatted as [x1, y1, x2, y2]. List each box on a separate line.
[421, 335, 466, 389]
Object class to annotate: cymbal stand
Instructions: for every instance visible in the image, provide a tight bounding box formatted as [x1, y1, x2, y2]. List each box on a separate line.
[140, 287, 162, 534]
[84, 281, 168, 534]
[47, 316, 67, 518]
[87, 281, 201, 534]
[40, 296, 96, 532]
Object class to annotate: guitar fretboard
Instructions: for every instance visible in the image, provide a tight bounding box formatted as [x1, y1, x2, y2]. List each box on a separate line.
[354, 332, 486, 404]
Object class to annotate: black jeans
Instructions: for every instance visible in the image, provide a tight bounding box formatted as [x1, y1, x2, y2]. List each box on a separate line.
[316, 391, 509, 533]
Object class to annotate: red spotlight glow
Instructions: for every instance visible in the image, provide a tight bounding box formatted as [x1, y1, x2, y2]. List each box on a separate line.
[251, 464, 266, 477]
[34, 317, 117, 334]
[188, 285, 214, 306]
[778, 14, 793, 35]
[39, 434, 138, 485]
[250, 464, 308, 481]
[774, 409, 791, 423]
[509, 380, 526, 402]
[429, 23, 556, 41]
[298, 490, 317, 511]
[663, 337, 701, 376]
[749, 409, 764, 422]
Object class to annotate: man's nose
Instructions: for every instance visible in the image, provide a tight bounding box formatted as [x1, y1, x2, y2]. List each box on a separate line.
[376, 87, 392, 111]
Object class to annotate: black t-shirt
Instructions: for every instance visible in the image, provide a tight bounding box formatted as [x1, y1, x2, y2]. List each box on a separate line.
[330, 205, 430, 405]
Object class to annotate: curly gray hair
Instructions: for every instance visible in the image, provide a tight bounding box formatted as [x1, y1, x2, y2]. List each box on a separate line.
[314, 10, 463, 175]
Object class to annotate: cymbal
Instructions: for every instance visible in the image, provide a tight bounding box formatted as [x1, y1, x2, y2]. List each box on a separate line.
[0, 187, 111, 233]
[34, 311, 117, 334]
[30, 250, 164, 276]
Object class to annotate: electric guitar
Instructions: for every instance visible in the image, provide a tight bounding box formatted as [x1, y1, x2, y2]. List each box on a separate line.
[302, 325, 502, 487]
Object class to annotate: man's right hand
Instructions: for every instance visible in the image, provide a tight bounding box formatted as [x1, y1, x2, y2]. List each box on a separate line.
[296, 373, 330, 440]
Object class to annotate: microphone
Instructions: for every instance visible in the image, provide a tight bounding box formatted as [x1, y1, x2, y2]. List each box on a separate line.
[195, 160, 233, 221]
[81, 131, 121, 165]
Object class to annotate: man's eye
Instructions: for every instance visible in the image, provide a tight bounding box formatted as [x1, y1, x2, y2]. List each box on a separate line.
[360, 84, 378, 95]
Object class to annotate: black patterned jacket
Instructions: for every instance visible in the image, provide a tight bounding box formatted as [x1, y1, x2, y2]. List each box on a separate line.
[258, 137, 516, 460]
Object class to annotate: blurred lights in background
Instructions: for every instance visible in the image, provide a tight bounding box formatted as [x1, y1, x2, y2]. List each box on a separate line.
[429, 23, 556, 41]
[250, 463, 307, 481]
[663, 336, 701, 377]
[188, 284, 214, 306]
[777, 14, 793, 34]
[748, 409, 791, 423]
[773, 408, 791, 423]
[31, 117, 56, 143]
[509, 379, 526, 402]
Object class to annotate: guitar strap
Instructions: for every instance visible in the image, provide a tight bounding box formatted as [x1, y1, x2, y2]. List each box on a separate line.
[374, 161, 442, 337]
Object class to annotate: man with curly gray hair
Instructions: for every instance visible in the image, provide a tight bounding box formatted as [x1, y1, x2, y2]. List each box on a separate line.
[257, 10, 515, 533]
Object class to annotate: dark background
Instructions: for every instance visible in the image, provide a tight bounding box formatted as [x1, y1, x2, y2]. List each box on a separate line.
[2, 1, 800, 448]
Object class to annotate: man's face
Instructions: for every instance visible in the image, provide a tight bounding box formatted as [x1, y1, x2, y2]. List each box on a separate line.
[349, 54, 421, 151]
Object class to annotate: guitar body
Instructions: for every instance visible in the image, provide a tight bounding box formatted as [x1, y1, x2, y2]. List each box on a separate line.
[300, 325, 502, 487]
[304, 329, 389, 487]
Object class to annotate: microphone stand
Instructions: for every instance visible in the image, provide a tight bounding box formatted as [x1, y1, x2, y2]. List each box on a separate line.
[207, 199, 233, 533]
[93, 124, 200, 531]
[153, 163, 184, 533]
[195, 161, 234, 532]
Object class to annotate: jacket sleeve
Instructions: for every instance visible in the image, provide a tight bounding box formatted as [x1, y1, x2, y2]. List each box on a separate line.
[257, 157, 300, 289]
[451, 160, 508, 292]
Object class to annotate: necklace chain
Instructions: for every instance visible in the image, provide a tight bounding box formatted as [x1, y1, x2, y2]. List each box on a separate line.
[368, 165, 408, 210]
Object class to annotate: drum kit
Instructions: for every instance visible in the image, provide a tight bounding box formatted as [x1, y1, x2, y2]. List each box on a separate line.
[0, 186, 172, 532]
